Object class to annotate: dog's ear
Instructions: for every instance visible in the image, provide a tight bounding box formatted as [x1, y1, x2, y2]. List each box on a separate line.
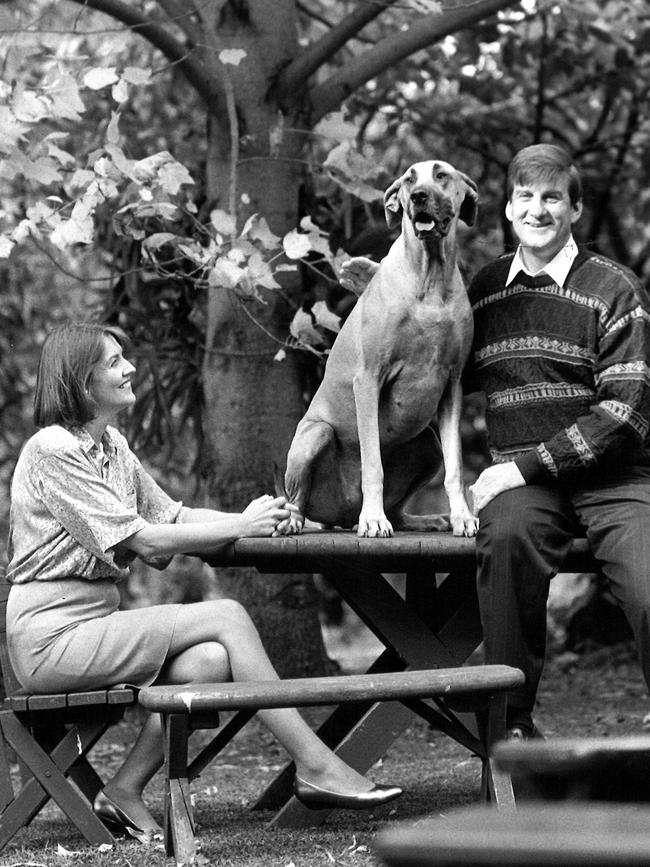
[458, 173, 479, 226]
[383, 177, 404, 229]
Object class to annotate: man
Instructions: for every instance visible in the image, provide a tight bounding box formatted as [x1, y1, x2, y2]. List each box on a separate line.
[466, 143, 650, 737]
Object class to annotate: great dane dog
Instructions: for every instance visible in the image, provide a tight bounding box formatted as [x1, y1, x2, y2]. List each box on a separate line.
[281, 160, 479, 538]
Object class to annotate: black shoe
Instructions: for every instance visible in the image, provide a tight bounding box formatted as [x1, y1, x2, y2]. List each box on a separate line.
[93, 789, 162, 843]
[293, 776, 403, 811]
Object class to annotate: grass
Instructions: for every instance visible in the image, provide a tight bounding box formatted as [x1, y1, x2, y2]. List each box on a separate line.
[2, 641, 649, 866]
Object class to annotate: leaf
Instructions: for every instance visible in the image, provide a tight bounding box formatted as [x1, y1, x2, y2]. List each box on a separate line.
[121, 66, 152, 86]
[298, 216, 331, 257]
[69, 168, 96, 189]
[45, 142, 76, 169]
[314, 111, 358, 143]
[0, 106, 27, 150]
[246, 251, 282, 290]
[57, 842, 81, 857]
[83, 67, 119, 90]
[143, 232, 178, 250]
[323, 142, 383, 203]
[208, 257, 244, 289]
[157, 161, 194, 194]
[289, 309, 323, 346]
[48, 72, 85, 121]
[105, 111, 122, 146]
[283, 229, 312, 260]
[6, 152, 62, 185]
[10, 83, 49, 122]
[312, 301, 340, 333]
[219, 49, 247, 66]
[210, 208, 237, 236]
[0, 236, 15, 258]
[241, 214, 281, 249]
[112, 78, 130, 104]
[26, 202, 56, 223]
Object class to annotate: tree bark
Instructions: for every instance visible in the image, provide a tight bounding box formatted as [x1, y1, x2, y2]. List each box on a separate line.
[197, 1, 332, 676]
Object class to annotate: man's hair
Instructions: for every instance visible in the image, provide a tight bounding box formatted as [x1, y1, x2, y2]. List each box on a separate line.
[34, 322, 130, 428]
[507, 144, 582, 206]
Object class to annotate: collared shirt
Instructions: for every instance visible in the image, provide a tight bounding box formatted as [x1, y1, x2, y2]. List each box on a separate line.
[506, 236, 579, 288]
[7, 424, 183, 584]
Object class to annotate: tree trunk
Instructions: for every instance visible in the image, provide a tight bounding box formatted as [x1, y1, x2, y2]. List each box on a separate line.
[199, 1, 332, 676]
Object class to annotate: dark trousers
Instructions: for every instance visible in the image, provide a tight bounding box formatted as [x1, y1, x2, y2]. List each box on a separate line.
[476, 477, 650, 715]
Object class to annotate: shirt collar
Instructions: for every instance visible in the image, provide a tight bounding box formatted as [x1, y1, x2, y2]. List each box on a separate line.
[506, 237, 579, 288]
[70, 425, 118, 458]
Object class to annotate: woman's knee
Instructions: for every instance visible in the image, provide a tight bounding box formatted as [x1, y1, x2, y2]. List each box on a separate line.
[161, 641, 231, 684]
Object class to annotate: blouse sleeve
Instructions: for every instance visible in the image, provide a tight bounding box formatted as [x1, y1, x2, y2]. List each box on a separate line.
[33, 450, 148, 569]
[32, 433, 183, 571]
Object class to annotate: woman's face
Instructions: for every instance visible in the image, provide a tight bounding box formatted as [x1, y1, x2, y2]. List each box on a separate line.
[88, 335, 136, 417]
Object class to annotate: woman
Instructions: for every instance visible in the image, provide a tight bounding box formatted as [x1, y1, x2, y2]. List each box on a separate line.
[6, 322, 401, 843]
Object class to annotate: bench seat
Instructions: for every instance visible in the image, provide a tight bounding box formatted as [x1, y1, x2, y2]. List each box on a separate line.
[138, 664, 525, 863]
[0, 568, 138, 853]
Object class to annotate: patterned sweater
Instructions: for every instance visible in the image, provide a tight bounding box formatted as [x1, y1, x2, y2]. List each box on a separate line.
[465, 248, 650, 485]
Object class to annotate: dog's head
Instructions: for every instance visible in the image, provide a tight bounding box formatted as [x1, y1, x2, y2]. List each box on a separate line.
[384, 160, 479, 239]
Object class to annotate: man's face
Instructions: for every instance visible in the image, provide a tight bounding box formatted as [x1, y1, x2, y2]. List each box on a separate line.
[506, 175, 582, 267]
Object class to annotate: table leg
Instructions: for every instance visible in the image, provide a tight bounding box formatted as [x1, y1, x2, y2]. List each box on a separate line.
[265, 563, 483, 827]
[162, 713, 198, 864]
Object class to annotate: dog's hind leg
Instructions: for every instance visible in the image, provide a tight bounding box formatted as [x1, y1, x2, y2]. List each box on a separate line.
[384, 426, 451, 532]
[283, 418, 336, 533]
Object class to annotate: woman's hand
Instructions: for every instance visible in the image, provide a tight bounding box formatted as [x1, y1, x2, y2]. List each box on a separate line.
[240, 495, 291, 537]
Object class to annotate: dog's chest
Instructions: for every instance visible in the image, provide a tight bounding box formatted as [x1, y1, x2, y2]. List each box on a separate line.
[386, 299, 466, 371]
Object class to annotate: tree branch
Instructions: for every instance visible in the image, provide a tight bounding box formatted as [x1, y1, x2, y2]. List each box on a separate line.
[305, 0, 522, 123]
[155, 0, 203, 43]
[66, 0, 218, 109]
[277, 0, 402, 101]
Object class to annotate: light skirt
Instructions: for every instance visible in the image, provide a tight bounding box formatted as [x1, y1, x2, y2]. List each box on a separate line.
[7, 578, 181, 692]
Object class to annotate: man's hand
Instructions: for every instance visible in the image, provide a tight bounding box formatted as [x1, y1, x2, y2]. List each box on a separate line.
[469, 462, 526, 514]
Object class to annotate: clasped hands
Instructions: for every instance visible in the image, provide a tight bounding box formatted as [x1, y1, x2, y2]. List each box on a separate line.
[242, 494, 302, 537]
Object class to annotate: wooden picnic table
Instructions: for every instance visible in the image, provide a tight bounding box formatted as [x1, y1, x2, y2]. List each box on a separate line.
[203, 530, 596, 826]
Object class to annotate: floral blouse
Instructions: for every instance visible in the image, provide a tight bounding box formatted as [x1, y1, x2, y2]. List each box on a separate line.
[7, 425, 183, 584]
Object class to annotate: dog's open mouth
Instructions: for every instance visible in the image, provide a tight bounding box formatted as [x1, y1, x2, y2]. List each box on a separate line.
[412, 211, 449, 238]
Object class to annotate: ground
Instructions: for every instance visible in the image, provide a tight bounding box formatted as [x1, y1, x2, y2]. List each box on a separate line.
[3, 627, 649, 867]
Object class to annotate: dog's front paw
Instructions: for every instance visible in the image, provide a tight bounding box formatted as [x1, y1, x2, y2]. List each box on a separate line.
[357, 511, 394, 538]
[339, 257, 379, 297]
[450, 512, 479, 537]
[273, 511, 305, 536]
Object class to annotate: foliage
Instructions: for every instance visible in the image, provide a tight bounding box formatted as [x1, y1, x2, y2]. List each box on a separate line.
[1, 0, 649, 545]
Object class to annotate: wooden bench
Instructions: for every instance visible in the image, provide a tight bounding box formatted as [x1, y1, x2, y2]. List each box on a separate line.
[493, 735, 650, 802]
[138, 664, 525, 864]
[374, 803, 650, 866]
[0, 568, 137, 852]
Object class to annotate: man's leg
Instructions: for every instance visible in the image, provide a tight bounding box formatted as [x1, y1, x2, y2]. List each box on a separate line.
[476, 485, 578, 730]
[573, 479, 650, 694]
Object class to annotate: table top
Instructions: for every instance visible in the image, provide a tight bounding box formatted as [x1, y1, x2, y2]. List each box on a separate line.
[204, 530, 593, 572]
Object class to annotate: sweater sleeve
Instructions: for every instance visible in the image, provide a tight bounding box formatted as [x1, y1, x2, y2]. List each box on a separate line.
[514, 271, 650, 484]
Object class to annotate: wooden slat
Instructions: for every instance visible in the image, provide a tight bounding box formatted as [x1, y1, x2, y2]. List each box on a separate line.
[375, 804, 650, 866]
[0, 711, 114, 847]
[203, 530, 597, 574]
[139, 665, 524, 714]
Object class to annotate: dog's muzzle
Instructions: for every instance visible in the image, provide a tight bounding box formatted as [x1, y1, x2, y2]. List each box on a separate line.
[409, 193, 454, 239]
[411, 209, 452, 239]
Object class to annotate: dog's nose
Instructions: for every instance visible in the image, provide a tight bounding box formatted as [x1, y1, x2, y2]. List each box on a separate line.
[410, 190, 429, 207]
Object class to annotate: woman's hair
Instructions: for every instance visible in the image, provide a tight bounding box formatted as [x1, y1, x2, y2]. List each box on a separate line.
[507, 144, 582, 206]
[34, 322, 130, 428]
